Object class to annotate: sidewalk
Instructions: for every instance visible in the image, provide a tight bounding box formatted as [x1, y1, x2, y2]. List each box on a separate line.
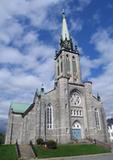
[38, 153, 113, 160]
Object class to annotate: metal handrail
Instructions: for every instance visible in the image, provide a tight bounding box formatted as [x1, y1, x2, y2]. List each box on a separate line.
[15, 140, 21, 158]
[29, 140, 38, 158]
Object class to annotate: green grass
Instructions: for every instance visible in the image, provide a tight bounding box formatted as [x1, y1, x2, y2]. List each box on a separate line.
[34, 144, 111, 159]
[0, 145, 17, 160]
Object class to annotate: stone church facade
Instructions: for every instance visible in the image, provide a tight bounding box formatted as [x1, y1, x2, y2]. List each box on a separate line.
[5, 13, 108, 144]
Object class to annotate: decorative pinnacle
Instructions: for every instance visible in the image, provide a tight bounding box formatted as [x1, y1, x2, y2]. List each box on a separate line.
[97, 92, 101, 101]
[41, 83, 44, 92]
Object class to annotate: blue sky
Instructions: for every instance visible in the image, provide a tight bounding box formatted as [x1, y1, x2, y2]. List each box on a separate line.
[0, 0, 113, 121]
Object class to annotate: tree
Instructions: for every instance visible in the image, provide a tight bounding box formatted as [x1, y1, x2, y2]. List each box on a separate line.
[0, 133, 5, 145]
[107, 118, 113, 126]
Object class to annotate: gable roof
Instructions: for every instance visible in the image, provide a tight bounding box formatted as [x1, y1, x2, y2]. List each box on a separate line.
[22, 103, 35, 117]
[10, 102, 31, 114]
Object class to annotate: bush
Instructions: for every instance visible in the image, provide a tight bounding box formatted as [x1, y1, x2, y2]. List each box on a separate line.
[36, 138, 44, 145]
[47, 140, 57, 149]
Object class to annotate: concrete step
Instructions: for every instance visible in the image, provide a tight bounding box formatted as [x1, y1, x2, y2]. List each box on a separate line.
[71, 139, 92, 144]
[19, 144, 36, 160]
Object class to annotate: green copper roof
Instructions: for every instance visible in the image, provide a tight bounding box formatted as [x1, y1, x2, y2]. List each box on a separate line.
[10, 102, 31, 113]
[61, 12, 70, 41]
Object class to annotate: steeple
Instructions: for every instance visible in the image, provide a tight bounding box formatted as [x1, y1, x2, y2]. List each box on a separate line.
[55, 12, 81, 83]
[60, 11, 73, 51]
[61, 11, 70, 41]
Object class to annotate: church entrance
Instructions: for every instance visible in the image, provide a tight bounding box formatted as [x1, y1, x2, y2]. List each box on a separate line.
[72, 121, 81, 140]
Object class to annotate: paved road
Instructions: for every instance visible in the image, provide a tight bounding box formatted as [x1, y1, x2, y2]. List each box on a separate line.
[63, 154, 113, 160]
[39, 153, 113, 160]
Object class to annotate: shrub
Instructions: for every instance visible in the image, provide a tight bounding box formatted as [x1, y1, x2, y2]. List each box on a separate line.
[36, 138, 44, 145]
[47, 140, 57, 149]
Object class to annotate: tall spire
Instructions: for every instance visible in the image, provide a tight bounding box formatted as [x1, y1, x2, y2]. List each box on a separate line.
[61, 11, 70, 41]
[60, 11, 73, 51]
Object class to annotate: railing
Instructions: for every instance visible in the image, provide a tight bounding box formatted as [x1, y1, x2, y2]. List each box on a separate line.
[95, 139, 111, 150]
[15, 140, 21, 158]
[30, 140, 38, 158]
[86, 137, 111, 150]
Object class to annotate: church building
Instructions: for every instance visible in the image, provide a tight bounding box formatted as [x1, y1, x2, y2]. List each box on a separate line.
[5, 13, 108, 144]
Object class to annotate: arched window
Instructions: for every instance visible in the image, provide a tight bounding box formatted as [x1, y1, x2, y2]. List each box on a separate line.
[61, 61, 63, 73]
[57, 65, 60, 76]
[66, 56, 70, 74]
[72, 60, 77, 76]
[94, 108, 100, 129]
[74, 110, 76, 115]
[46, 104, 53, 129]
[71, 109, 73, 115]
[72, 121, 81, 129]
[79, 110, 82, 116]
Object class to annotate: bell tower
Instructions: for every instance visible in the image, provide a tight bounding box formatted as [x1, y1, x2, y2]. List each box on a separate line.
[55, 12, 81, 83]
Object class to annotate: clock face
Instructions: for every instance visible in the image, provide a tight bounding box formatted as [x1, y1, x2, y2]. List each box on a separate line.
[70, 92, 81, 106]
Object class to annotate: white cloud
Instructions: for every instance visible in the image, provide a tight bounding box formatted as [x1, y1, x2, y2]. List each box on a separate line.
[80, 56, 100, 79]
[90, 29, 113, 117]
[78, 28, 113, 117]
[0, 0, 63, 28]
[0, 47, 24, 64]
[70, 18, 83, 32]
[0, 0, 64, 120]
[76, 0, 92, 11]
[91, 28, 113, 63]
[0, 99, 11, 119]
[0, 19, 23, 45]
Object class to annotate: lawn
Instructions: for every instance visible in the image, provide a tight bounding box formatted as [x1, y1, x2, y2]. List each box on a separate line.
[0, 145, 17, 160]
[34, 144, 111, 159]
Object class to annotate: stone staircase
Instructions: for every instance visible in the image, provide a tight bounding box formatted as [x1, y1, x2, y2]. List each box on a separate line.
[71, 139, 92, 144]
[110, 143, 113, 153]
[18, 144, 36, 160]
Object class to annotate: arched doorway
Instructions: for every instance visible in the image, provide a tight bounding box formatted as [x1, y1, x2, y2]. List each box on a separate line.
[72, 121, 81, 140]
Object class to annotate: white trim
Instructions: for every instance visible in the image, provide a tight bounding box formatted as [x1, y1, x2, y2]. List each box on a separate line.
[94, 108, 101, 130]
[71, 109, 82, 117]
[72, 121, 81, 129]
[46, 104, 53, 129]
[108, 125, 113, 142]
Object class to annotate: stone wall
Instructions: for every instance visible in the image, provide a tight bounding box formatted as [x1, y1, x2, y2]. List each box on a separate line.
[5, 111, 23, 144]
